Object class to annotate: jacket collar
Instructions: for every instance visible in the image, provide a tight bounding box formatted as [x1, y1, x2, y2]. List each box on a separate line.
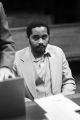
[20, 45, 52, 63]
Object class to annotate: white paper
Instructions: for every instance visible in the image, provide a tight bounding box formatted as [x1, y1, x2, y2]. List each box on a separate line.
[35, 94, 80, 120]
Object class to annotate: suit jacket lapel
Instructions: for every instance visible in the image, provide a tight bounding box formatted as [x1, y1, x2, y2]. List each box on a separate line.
[20, 48, 37, 98]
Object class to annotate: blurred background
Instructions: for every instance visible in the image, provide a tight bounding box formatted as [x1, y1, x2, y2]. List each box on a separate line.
[1, 0, 80, 27]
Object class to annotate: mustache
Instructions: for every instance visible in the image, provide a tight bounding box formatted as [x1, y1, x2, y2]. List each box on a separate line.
[37, 44, 46, 48]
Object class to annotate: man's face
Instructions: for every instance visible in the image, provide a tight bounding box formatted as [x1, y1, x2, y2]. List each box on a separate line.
[29, 26, 49, 56]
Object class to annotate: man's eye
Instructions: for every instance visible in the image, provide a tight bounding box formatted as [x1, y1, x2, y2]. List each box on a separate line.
[32, 35, 39, 40]
[42, 35, 48, 39]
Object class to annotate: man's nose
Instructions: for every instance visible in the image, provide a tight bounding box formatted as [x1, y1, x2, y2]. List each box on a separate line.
[39, 38, 44, 44]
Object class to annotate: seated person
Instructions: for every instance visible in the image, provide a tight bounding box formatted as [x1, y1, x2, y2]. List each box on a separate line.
[13, 21, 76, 100]
[0, 2, 15, 81]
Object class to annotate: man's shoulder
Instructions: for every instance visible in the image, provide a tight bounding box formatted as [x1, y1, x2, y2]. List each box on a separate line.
[47, 44, 63, 52]
[47, 44, 65, 58]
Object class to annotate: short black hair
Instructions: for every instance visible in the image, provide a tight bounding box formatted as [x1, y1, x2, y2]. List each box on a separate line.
[26, 21, 50, 38]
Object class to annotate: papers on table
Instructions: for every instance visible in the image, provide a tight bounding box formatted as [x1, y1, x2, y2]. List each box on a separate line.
[35, 94, 80, 120]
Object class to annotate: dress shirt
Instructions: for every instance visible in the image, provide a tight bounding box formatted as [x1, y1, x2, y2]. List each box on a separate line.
[30, 48, 53, 98]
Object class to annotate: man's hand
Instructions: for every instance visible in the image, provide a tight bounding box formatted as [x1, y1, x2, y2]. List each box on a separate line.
[62, 84, 76, 95]
[0, 67, 15, 81]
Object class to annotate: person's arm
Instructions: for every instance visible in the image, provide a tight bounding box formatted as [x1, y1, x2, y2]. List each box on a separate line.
[0, 2, 15, 68]
[0, 2, 15, 81]
[61, 50, 76, 95]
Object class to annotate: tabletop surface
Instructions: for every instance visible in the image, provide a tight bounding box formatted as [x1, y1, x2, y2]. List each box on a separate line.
[2, 93, 80, 120]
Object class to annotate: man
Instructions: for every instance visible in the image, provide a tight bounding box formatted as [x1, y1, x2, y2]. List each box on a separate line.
[13, 21, 76, 100]
[0, 2, 15, 81]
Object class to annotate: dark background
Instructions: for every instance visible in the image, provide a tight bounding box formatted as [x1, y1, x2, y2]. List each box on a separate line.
[1, 0, 80, 24]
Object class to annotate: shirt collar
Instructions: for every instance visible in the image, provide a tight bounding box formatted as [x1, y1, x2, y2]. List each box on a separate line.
[44, 48, 51, 57]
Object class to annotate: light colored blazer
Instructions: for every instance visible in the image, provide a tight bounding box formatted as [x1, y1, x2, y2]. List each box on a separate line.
[13, 44, 76, 99]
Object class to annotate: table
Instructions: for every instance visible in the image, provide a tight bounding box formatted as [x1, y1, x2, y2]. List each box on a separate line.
[25, 93, 80, 120]
[3, 93, 80, 120]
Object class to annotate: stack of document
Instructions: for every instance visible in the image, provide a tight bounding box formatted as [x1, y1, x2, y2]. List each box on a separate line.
[35, 94, 80, 120]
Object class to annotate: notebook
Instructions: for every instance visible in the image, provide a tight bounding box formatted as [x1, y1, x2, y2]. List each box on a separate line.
[0, 77, 26, 119]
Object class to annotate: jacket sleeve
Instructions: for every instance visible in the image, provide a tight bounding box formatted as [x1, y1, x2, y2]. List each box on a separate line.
[61, 50, 76, 95]
[0, 2, 15, 69]
[13, 58, 34, 100]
